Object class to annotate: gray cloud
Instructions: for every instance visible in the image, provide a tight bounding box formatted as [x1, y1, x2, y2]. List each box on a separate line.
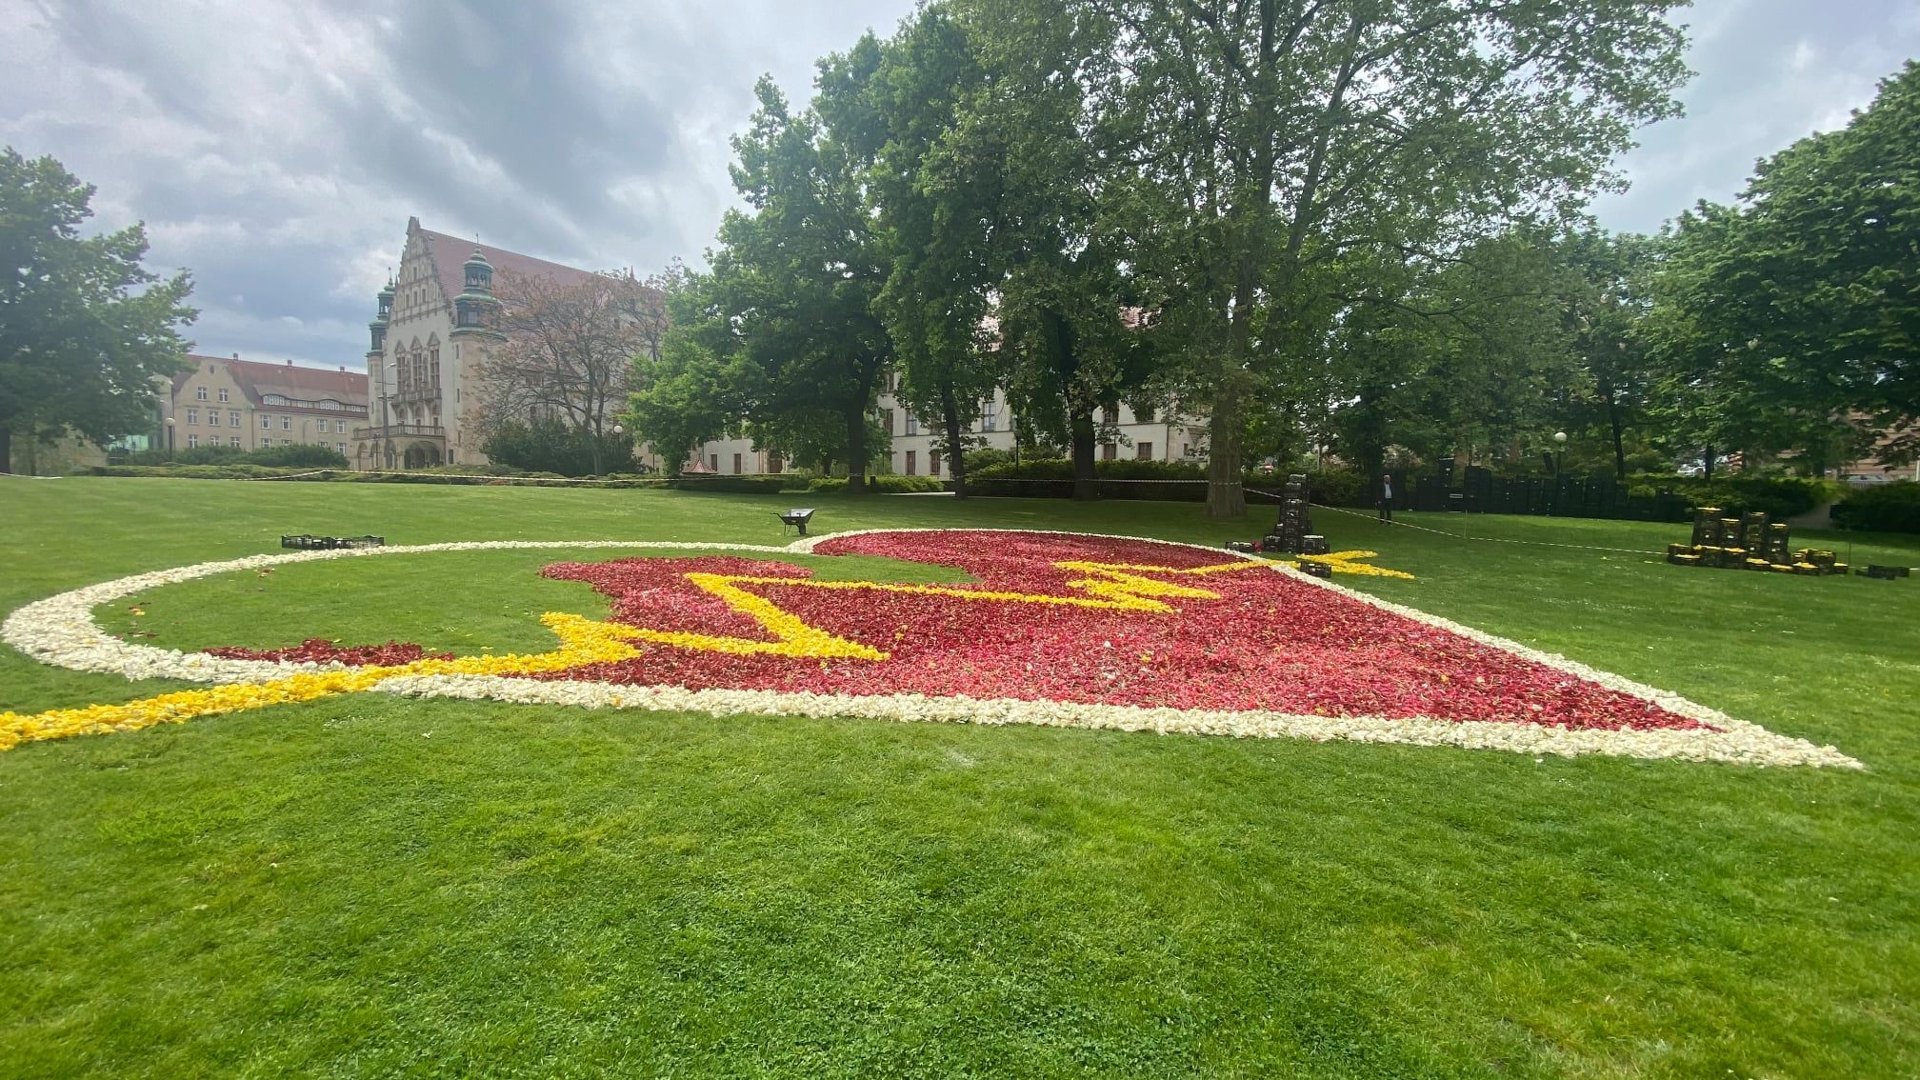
[2, 0, 1912, 368]
[1590, 0, 1920, 233]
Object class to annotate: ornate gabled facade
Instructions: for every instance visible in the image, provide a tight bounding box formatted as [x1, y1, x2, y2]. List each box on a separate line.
[355, 217, 606, 470]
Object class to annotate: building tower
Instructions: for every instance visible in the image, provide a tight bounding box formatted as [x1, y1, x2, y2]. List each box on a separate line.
[366, 275, 397, 469]
[450, 248, 504, 340]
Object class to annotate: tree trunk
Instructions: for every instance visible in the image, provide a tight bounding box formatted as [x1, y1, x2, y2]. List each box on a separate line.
[1206, 385, 1246, 518]
[844, 408, 869, 494]
[1608, 396, 1628, 480]
[941, 387, 967, 499]
[1069, 408, 1097, 500]
[1702, 445, 1714, 483]
[0, 424, 11, 475]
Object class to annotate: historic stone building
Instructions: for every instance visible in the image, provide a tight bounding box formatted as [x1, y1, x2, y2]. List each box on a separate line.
[355, 217, 610, 470]
[162, 354, 367, 456]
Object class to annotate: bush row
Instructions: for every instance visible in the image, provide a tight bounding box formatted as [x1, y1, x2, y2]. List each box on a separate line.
[121, 444, 350, 468]
[1832, 481, 1920, 533]
[1625, 474, 1838, 520]
[966, 459, 1372, 506]
[805, 474, 948, 494]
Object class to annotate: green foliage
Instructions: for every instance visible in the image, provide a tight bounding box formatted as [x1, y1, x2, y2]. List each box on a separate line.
[965, 0, 1689, 515]
[1833, 482, 1920, 533]
[0, 147, 197, 472]
[969, 458, 1370, 505]
[1629, 474, 1835, 519]
[962, 446, 1015, 474]
[481, 419, 637, 477]
[238, 443, 349, 468]
[1645, 62, 1920, 467]
[806, 474, 946, 494]
[664, 475, 793, 495]
[125, 442, 348, 468]
[683, 72, 894, 487]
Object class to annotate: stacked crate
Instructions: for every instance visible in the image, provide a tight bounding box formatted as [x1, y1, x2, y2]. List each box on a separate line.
[1263, 474, 1316, 555]
[1666, 509, 1846, 575]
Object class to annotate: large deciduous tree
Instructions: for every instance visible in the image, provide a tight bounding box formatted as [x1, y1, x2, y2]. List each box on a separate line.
[859, 10, 1006, 498]
[0, 148, 195, 472]
[480, 269, 658, 475]
[965, 0, 1688, 516]
[699, 74, 895, 491]
[1648, 61, 1920, 468]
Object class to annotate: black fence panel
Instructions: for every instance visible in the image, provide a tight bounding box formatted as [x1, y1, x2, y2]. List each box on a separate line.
[1391, 467, 1693, 523]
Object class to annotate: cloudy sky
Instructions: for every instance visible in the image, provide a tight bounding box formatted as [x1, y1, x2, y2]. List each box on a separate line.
[3, 0, 1916, 371]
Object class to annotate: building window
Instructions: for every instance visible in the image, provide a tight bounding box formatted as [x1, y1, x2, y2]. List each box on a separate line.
[732, 452, 742, 475]
[710, 454, 719, 472]
[905, 450, 917, 475]
[195, 386, 208, 401]
[982, 400, 998, 431]
[768, 452, 783, 473]
[1183, 443, 1195, 457]
[337, 443, 346, 454]
[879, 409, 894, 436]
[930, 452, 941, 476]
[905, 413, 918, 436]
[1137, 441, 1153, 460]
[281, 415, 291, 429]
[230, 411, 240, 427]
[218, 388, 229, 403]
[337, 420, 348, 433]
[261, 415, 271, 429]
[186, 408, 198, 425]
[230, 436, 242, 448]
[1101, 404, 1118, 426]
[1102, 442, 1117, 461]
[186, 434, 199, 448]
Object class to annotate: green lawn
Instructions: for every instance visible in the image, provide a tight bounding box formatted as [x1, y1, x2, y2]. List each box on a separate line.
[2, 477, 1916, 1078]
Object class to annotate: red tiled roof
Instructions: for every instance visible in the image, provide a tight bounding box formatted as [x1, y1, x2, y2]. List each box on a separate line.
[416, 227, 602, 305]
[176, 355, 368, 411]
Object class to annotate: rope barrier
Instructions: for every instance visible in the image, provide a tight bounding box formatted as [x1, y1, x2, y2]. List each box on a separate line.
[1304, 501, 1663, 555]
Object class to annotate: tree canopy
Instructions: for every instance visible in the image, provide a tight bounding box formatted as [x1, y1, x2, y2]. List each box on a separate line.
[0, 148, 196, 472]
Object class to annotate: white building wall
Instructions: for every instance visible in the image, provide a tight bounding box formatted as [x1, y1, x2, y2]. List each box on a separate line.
[688, 376, 1207, 478]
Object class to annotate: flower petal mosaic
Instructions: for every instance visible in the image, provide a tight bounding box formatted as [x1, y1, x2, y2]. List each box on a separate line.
[0, 530, 1859, 766]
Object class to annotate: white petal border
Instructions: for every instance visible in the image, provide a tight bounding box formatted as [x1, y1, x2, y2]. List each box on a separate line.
[0, 531, 1861, 768]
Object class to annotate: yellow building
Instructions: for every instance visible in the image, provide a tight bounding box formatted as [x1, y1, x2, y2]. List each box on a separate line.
[162, 354, 368, 456]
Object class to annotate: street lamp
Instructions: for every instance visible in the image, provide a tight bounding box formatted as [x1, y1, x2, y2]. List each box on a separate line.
[165, 416, 175, 457]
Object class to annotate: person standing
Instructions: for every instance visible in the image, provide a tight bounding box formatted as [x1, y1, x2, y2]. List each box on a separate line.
[1378, 473, 1394, 523]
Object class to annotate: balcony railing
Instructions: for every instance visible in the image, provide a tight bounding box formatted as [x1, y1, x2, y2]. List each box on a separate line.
[353, 424, 446, 441]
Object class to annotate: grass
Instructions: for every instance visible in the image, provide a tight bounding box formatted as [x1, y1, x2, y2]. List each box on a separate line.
[1, 476, 1917, 1078]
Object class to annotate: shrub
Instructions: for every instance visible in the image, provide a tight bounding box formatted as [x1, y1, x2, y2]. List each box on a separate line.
[666, 475, 791, 495]
[245, 443, 349, 468]
[966, 459, 1368, 505]
[1832, 481, 1920, 533]
[481, 419, 637, 477]
[1629, 474, 1836, 519]
[962, 447, 1016, 474]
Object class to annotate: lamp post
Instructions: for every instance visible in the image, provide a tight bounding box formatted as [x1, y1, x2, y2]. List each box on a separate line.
[166, 416, 175, 457]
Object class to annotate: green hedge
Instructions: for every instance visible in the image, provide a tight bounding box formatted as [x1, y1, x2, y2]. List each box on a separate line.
[968, 459, 1369, 505]
[664, 475, 794, 495]
[122, 444, 348, 468]
[1832, 481, 1920, 533]
[807, 475, 947, 494]
[1627, 474, 1837, 519]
